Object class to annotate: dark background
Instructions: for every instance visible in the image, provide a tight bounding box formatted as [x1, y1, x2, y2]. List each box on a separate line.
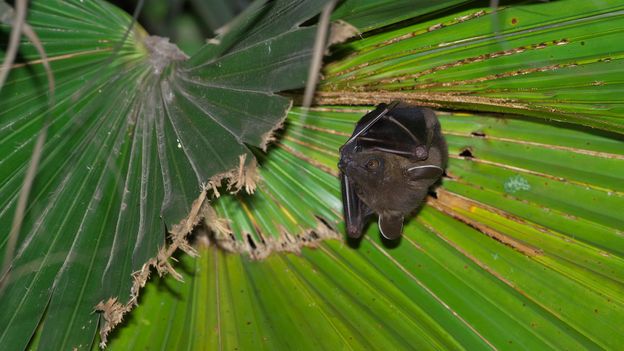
[109, 0, 251, 54]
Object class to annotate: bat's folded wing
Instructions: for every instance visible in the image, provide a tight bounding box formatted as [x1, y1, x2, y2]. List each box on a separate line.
[357, 106, 430, 160]
[341, 174, 372, 238]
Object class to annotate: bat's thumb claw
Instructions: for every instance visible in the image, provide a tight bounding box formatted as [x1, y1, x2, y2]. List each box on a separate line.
[347, 228, 362, 239]
[378, 215, 403, 240]
[346, 224, 363, 239]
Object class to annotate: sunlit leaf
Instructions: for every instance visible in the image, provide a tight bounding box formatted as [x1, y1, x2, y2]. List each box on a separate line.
[103, 1, 624, 349]
[323, 0, 624, 132]
[333, 0, 472, 31]
[105, 108, 624, 350]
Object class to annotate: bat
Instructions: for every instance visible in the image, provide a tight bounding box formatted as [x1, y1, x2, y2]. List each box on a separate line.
[338, 101, 447, 240]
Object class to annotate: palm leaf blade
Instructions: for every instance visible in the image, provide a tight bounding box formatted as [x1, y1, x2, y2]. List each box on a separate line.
[106, 106, 624, 349]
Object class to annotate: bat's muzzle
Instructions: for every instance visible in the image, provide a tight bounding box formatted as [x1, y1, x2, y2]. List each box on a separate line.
[338, 156, 351, 171]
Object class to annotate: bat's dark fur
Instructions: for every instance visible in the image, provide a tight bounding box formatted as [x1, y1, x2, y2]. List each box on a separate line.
[338, 101, 447, 240]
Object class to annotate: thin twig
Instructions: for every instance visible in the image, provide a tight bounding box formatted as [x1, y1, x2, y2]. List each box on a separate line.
[1, 0, 145, 296]
[292, 1, 338, 150]
[1, 1, 56, 294]
[490, 0, 501, 38]
[0, 0, 27, 90]
[22, 23, 55, 97]
[301, 0, 337, 108]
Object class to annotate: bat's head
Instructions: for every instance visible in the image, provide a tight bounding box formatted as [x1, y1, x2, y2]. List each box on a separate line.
[339, 150, 393, 191]
[339, 147, 443, 209]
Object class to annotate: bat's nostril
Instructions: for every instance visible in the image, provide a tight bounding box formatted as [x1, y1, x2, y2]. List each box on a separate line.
[339, 156, 352, 168]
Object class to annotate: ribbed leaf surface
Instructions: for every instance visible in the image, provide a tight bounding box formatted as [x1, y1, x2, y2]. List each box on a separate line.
[105, 108, 624, 350]
[105, 1, 623, 349]
[332, 0, 472, 31]
[322, 0, 624, 132]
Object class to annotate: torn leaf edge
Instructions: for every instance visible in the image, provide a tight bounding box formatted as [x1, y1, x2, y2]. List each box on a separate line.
[95, 153, 260, 348]
[95, 14, 351, 348]
[260, 100, 292, 151]
[203, 204, 341, 261]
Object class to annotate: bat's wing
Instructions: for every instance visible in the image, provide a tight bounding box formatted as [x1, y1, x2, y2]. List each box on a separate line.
[356, 103, 430, 160]
[341, 174, 372, 238]
[344, 102, 397, 145]
[378, 214, 403, 240]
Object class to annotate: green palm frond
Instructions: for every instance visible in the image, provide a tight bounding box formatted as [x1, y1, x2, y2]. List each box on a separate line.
[322, 0, 624, 132]
[105, 107, 624, 350]
[102, 1, 624, 348]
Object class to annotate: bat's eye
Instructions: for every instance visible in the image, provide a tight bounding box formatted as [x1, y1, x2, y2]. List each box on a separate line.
[365, 159, 380, 170]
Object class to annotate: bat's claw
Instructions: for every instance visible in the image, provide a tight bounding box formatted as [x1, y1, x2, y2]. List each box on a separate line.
[346, 224, 363, 239]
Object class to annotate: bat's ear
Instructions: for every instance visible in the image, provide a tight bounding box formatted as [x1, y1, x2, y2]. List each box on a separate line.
[378, 215, 403, 240]
[422, 108, 440, 147]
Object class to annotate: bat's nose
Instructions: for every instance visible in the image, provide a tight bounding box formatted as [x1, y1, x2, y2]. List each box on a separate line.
[338, 156, 351, 171]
